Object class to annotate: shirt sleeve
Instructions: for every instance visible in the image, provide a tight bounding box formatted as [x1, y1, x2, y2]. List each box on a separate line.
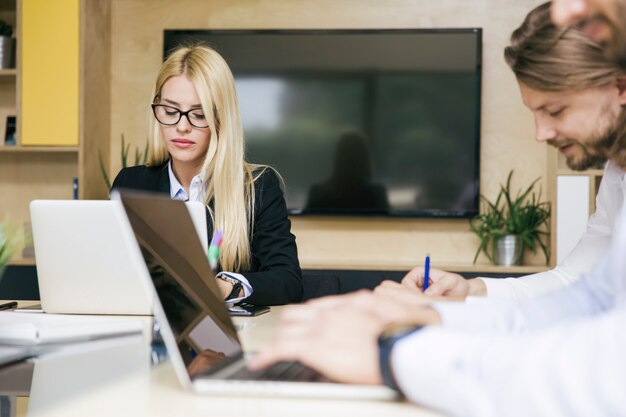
[217, 271, 253, 304]
[433, 247, 618, 334]
[478, 164, 618, 300]
[392, 308, 626, 417]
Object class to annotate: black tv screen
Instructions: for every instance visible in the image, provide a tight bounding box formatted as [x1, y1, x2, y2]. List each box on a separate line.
[164, 29, 482, 217]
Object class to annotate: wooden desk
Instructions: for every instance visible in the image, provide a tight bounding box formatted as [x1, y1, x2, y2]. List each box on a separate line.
[232, 306, 283, 352]
[2, 305, 445, 417]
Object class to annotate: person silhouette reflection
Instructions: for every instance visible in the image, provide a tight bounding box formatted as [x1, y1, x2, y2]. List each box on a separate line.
[306, 131, 389, 212]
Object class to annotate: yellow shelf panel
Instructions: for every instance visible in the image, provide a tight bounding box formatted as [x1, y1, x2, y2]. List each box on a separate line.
[21, 0, 79, 146]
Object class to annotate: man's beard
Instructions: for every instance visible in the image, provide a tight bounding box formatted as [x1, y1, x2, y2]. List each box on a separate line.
[564, 136, 612, 171]
[549, 115, 620, 171]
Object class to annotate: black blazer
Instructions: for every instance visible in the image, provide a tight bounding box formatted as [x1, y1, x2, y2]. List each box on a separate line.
[112, 163, 303, 305]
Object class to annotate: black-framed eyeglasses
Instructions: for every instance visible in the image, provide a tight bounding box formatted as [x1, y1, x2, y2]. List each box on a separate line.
[151, 104, 209, 129]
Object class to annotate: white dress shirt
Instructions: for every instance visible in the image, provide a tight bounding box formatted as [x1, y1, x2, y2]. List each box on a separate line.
[480, 161, 625, 299]
[392, 200, 626, 417]
[168, 162, 252, 302]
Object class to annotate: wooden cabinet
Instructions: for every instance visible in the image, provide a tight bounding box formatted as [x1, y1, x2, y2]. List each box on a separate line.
[0, 0, 17, 143]
[1, 0, 110, 264]
[547, 147, 604, 267]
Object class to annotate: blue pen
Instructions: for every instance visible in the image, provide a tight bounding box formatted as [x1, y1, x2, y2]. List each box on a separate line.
[423, 255, 430, 292]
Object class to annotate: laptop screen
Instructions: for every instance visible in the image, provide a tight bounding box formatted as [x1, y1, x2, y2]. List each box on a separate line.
[119, 191, 244, 378]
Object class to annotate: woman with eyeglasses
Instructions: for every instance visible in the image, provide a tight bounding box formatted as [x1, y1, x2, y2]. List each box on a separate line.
[111, 45, 303, 306]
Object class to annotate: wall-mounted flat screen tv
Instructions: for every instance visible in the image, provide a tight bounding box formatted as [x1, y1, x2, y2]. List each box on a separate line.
[164, 29, 482, 217]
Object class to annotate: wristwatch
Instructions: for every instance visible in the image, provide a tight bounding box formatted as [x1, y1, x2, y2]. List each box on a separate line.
[216, 273, 244, 301]
[378, 323, 423, 392]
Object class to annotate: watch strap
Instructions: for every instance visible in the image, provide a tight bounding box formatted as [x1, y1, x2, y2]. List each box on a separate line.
[217, 273, 244, 301]
[225, 281, 243, 301]
[378, 325, 422, 392]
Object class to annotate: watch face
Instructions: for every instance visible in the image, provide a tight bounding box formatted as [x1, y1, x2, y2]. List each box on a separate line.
[217, 273, 237, 285]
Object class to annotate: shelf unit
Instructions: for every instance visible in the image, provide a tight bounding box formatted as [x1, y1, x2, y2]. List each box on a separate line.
[555, 149, 604, 214]
[302, 261, 548, 274]
[0, 0, 16, 150]
[2, 0, 111, 265]
[0, 146, 79, 153]
[547, 147, 604, 267]
[6, 257, 34, 266]
[13, 255, 550, 274]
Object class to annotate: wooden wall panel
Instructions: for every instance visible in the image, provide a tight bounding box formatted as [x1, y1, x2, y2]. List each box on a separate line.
[78, 0, 111, 199]
[110, 0, 548, 270]
[0, 152, 77, 255]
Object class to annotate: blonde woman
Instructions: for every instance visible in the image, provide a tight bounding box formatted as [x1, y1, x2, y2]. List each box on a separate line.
[112, 45, 303, 306]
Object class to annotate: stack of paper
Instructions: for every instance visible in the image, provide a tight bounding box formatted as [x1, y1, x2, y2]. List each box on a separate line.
[0, 312, 144, 345]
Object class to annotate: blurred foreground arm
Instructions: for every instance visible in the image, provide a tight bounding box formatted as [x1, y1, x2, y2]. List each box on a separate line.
[248, 291, 441, 384]
[394, 307, 626, 417]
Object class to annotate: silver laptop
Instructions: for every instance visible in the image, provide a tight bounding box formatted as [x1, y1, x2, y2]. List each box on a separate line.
[30, 200, 208, 315]
[115, 190, 397, 400]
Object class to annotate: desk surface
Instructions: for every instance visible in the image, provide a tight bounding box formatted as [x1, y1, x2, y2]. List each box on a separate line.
[1, 302, 445, 417]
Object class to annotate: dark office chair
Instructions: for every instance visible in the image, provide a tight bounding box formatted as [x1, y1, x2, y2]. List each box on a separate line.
[301, 273, 340, 302]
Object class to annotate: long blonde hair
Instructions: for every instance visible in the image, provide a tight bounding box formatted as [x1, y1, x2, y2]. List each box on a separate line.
[147, 45, 263, 272]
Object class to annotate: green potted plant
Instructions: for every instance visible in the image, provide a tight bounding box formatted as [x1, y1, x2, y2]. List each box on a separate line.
[0, 220, 19, 282]
[0, 19, 14, 69]
[470, 171, 551, 266]
[98, 134, 149, 190]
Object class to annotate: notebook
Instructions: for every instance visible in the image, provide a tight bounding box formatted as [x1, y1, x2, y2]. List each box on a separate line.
[0, 345, 33, 367]
[0, 311, 144, 345]
[30, 200, 208, 315]
[115, 190, 397, 400]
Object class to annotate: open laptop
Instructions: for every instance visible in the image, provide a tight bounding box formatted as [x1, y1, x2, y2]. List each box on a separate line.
[115, 190, 397, 400]
[30, 200, 208, 315]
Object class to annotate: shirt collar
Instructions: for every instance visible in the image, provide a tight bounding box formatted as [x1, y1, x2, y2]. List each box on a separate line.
[167, 161, 206, 202]
[604, 160, 626, 185]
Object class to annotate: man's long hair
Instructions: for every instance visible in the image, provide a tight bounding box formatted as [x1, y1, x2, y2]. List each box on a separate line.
[505, 2, 626, 168]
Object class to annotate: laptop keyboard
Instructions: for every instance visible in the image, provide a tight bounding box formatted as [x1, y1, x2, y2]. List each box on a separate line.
[229, 361, 323, 382]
